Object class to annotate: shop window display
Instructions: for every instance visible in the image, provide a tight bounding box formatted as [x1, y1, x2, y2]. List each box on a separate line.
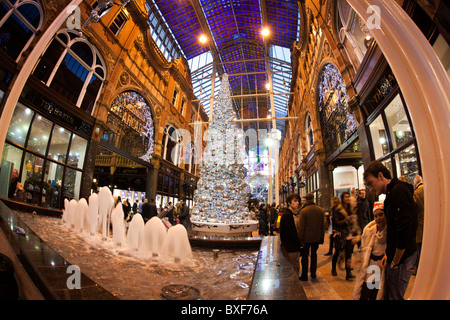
[367, 93, 420, 181]
[1, 103, 88, 208]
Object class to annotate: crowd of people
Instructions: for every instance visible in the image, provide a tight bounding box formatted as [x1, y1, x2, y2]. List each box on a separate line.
[112, 196, 191, 230]
[8, 159, 425, 300]
[278, 161, 424, 300]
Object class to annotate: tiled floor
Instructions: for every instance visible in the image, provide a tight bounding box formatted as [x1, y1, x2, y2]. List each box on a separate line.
[249, 231, 416, 300]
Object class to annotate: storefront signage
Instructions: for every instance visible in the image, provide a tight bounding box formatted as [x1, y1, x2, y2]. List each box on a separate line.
[365, 68, 398, 112]
[40, 100, 93, 136]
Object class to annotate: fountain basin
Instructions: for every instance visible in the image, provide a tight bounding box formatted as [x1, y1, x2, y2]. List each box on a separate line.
[190, 220, 258, 238]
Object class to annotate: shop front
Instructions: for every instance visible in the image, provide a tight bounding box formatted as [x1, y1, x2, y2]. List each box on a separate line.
[0, 81, 92, 210]
[358, 64, 421, 185]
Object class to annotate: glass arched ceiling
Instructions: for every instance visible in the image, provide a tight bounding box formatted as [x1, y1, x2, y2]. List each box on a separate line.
[146, 0, 299, 133]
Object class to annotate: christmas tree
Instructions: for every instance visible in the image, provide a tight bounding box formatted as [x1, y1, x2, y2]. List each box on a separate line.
[191, 74, 251, 224]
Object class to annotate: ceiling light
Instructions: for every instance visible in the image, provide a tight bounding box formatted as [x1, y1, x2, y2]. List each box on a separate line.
[199, 34, 207, 44]
[265, 83, 271, 90]
[261, 28, 270, 37]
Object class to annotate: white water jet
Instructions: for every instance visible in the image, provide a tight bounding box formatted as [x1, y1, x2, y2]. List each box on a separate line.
[161, 224, 192, 264]
[68, 199, 78, 229]
[144, 217, 167, 257]
[98, 187, 114, 240]
[127, 213, 145, 251]
[62, 199, 69, 224]
[112, 203, 125, 247]
[77, 198, 89, 233]
[88, 193, 99, 236]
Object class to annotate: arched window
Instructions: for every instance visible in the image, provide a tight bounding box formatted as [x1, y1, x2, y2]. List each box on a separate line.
[0, 0, 43, 61]
[33, 29, 106, 114]
[305, 113, 314, 152]
[162, 124, 181, 166]
[317, 63, 357, 155]
[336, 0, 373, 67]
[108, 91, 155, 161]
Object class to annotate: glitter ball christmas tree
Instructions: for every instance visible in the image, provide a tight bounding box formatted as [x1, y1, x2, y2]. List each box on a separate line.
[191, 74, 252, 225]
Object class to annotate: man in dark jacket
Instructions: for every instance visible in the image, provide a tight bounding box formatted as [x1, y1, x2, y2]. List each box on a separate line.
[298, 193, 325, 281]
[179, 200, 191, 230]
[149, 199, 158, 220]
[356, 189, 372, 239]
[364, 161, 417, 300]
[280, 194, 302, 276]
[141, 198, 151, 222]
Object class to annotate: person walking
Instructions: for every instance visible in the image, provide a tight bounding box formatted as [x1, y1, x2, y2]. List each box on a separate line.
[258, 204, 269, 236]
[141, 198, 151, 222]
[269, 203, 278, 235]
[149, 199, 158, 220]
[356, 189, 372, 242]
[325, 197, 340, 256]
[280, 194, 303, 276]
[298, 193, 325, 281]
[353, 201, 387, 300]
[179, 200, 191, 230]
[167, 202, 175, 225]
[331, 192, 358, 280]
[364, 161, 417, 300]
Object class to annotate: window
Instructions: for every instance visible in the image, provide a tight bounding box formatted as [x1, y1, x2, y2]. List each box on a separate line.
[1, 105, 89, 208]
[6, 102, 34, 146]
[162, 124, 181, 166]
[0, 0, 43, 61]
[146, 0, 183, 61]
[109, 11, 127, 36]
[369, 114, 389, 159]
[32, 30, 106, 114]
[306, 114, 314, 151]
[367, 93, 419, 184]
[180, 98, 186, 115]
[337, 0, 373, 67]
[172, 88, 178, 106]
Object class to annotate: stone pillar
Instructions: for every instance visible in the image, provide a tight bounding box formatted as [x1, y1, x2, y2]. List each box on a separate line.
[146, 156, 160, 202]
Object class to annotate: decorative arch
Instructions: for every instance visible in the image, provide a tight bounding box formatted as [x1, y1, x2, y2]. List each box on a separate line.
[316, 62, 358, 155]
[32, 28, 106, 114]
[108, 90, 155, 162]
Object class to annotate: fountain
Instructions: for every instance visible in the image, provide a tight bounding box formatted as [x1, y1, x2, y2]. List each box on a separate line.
[161, 224, 192, 264]
[127, 213, 145, 251]
[58, 190, 195, 268]
[144, 216, 167, 257]
[111, 203, 125, 247]
[68, 199, 78, 229]
[98, 186, 114, 239]
[88, 193, 99, 236]
[76, 198, 89, 233]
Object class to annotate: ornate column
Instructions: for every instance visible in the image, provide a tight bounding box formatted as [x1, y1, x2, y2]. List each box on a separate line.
[348, 0, 450, 299]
